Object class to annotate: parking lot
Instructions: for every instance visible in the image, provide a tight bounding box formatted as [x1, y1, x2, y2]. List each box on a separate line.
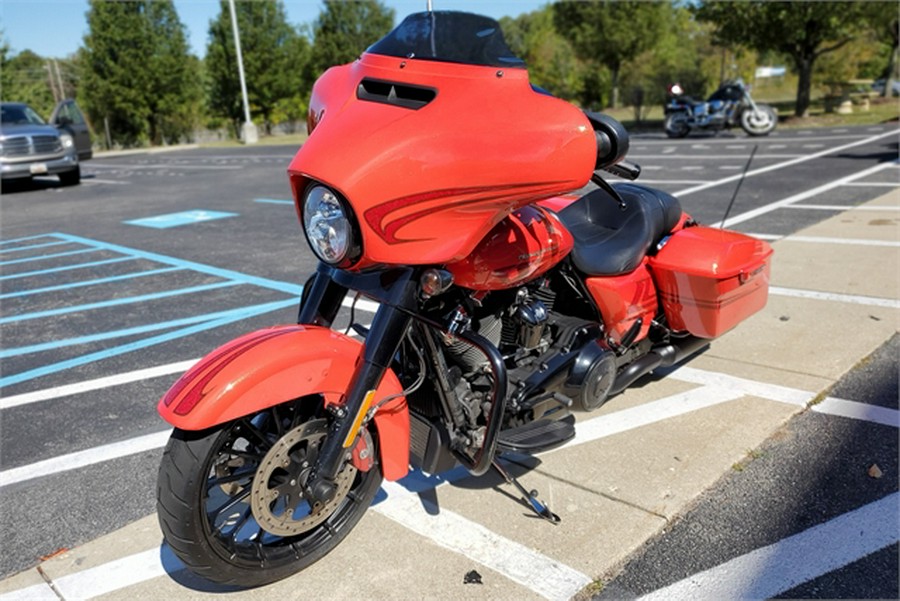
[1, 124, 897, 600]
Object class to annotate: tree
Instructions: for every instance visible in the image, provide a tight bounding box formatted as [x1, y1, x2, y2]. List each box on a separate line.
[696, 1, 875, 117]
[310, 0, 394, 77]
[553, 1, 668, 108]
[500, 7, 587, 105]
[81, 0, 199, 146]
[143, 0, 203, 144]
[206, 0, 307, 135]
[2, 50, 57, 116]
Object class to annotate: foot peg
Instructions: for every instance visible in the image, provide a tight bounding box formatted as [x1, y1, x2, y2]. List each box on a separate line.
[492, 459, 560, 524]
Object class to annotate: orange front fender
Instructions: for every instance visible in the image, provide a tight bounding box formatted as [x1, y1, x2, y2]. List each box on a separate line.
[157, 325, 409, 480]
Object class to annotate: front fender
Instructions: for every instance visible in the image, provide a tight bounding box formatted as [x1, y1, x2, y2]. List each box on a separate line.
[157, 325, 409, 480]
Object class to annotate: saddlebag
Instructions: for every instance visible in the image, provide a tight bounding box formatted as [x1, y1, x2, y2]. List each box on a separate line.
[649, 226, 772, 338]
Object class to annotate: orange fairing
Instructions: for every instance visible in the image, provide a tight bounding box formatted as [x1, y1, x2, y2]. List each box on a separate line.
[158, 325, 410, 481]
[288, 52, 596, 269]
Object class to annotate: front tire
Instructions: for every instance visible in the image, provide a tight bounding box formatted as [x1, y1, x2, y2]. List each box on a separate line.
[157, 399, 382, 587]
[740, 105, 777, 136]
[664, 112, 690, 138]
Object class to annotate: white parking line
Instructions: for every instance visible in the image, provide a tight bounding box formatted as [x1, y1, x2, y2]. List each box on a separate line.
[376, 485, 592, 601]
[749, 233, 900, 248]
[787, 203, 900, 211]
[769, 286, 900, 309]
[713, 160, 898, 227]
[676, 130, 898, 198]
[638, 492, 899, 601]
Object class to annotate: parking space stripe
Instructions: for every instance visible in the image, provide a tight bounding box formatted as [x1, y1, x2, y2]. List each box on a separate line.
[787, 204, 900, 211]
[0, 247, 97, 266]
[0, 298, 297, 388]
[0, 429, 172, 488]
[0, 361, 197, 410]
[749, 233, 900, 247]
[675, 130, 898, 198]
[713, 160, 898, 228]
[0, 301, 286, 359]
[0, 266, 183, 300]
[769, 286, 900, 309]
[0, 281, 241, 325]
[812, 397, 900, 428]
[638, 493, 899, 601]
[0, 256, 135, 281]
[52, 233, 303, 295]
[0, 240, 69, 254]
[377, 484, 592, 600]
[254, 198, 293, 205]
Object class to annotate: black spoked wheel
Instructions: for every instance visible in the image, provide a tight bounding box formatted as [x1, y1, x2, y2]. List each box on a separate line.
[664, 112, 690, 138]
[157, 398, 382, 587]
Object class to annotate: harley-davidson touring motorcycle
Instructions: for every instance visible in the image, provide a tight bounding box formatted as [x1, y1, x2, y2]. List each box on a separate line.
[664, 79, 778, 138]
[156, 11, 772, 586]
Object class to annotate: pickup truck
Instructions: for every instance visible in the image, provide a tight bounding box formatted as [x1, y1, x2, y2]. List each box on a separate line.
[1, 99, 93, 186]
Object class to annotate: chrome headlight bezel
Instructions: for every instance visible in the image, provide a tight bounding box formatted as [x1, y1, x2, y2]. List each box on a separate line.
[302, 184, 360, 267]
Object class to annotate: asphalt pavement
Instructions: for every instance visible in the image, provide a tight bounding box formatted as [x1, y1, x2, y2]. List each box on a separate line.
[0, 123, 897, 600]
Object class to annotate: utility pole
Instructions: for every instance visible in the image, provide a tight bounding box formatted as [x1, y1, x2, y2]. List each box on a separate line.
[45, 62, 59, 102]
[53, 60, 65, 99]
[228, 0, 257, 144]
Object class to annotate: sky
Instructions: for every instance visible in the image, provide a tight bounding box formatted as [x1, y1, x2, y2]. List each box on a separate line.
[1, 0, 550, 59]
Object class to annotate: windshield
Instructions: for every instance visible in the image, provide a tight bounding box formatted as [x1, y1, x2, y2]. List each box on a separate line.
[1, 104, 47, 125]
[367, 11, 525, 69]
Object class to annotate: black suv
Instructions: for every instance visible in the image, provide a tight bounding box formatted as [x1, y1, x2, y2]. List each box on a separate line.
[1, 100, 93, 186]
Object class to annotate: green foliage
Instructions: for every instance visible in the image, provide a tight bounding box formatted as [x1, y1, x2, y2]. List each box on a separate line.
[695, 1, 876, 117]
[2, 50, 57, 116]
[81, 0, 200, 147]
[553, 0, 668, 108]
[206, 0, 308, 136]
[500, 8, 587, 105]
[310, 0, 394, 76]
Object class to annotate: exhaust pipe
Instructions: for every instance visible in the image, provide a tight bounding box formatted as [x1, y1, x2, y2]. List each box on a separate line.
[610, 336, 708, 395]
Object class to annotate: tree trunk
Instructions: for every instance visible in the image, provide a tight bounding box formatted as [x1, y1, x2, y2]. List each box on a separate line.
[794, 56, 814, 118]
[610, 65, 620, 109]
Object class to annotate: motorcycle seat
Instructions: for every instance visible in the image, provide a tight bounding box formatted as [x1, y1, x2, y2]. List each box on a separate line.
[558, 183, 682, 276]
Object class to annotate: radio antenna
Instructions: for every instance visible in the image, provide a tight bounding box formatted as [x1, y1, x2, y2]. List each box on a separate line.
[720, 144, 757, 228]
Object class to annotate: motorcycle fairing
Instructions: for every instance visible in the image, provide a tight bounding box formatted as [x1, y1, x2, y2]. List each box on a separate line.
[157, 325, 410, 481]
[288, 51, 596, 269]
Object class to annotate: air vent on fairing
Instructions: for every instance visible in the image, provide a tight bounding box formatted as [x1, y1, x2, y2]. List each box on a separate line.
[356, 78, 437, 110]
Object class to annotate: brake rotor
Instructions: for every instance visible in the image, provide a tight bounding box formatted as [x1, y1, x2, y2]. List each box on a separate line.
[250, 418, 357, 537]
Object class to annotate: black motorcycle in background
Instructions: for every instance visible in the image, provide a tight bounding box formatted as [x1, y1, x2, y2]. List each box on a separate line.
[664, 79, 778, 137]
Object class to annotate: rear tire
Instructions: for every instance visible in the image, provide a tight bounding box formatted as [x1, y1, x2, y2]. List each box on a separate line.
[157, 399, 382, 587]
[664, 113, 690, 138]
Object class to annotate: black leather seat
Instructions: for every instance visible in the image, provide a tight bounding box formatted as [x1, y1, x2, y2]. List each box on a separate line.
[558, 183, 682, 276]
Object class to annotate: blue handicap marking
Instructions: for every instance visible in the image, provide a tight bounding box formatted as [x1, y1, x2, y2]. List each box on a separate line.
[125, 209, 238, 229]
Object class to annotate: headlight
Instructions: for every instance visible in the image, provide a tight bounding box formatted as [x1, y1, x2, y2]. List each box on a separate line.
[303, 185, 356, 265]
[60, 133, 75, 149]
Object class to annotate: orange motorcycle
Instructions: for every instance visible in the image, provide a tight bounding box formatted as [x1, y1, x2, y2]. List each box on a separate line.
[156, 10, 772, 586]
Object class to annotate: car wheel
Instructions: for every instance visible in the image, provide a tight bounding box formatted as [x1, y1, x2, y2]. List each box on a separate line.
[59, 166, 81, 186]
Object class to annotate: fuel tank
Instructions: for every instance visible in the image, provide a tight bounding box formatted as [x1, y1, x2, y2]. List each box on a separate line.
[446, 205, 573, 291]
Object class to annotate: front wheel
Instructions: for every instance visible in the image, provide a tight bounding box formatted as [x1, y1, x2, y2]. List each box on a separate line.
[740, 105, 777, 136]
[157, 398, 382, 587]
[664, 112, 690, 138]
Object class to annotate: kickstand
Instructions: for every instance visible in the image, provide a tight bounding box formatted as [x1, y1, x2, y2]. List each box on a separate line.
[491, 459, 560, 524]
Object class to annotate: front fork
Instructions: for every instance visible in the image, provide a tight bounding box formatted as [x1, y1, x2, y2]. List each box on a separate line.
[299, 264, 416, 504]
